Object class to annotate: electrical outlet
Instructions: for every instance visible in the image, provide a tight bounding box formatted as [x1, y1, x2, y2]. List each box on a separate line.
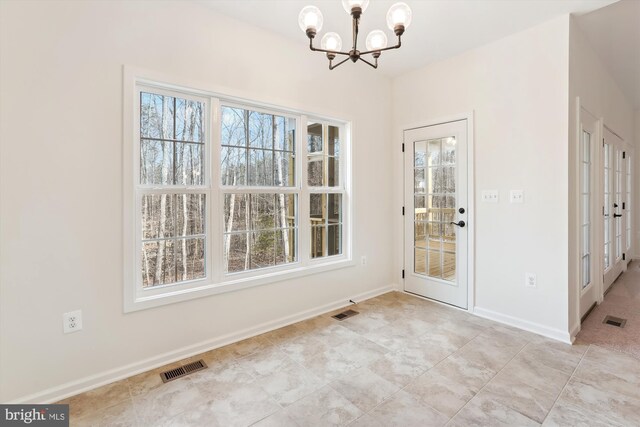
[525, 273, 537, 288]
[481, 190, 499, 203]
[63, 310, 83, 334]
[361, 256, 367, 265]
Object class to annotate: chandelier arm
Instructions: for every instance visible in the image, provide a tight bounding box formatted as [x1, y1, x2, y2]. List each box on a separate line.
[329, 56, 351, 70]
[352, 16, 360, 51]
[359, 36, 403, 56]
[358, 56, 378, 69]
[309, 38, 351, 56]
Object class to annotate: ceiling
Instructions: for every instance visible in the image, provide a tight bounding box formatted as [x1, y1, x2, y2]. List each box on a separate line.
[576, 0, 640, 108]
[199, 0, 618, 77]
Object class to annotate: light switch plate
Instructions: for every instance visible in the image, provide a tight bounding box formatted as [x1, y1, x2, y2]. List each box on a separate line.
[482, 190, 499, 203]
[510, 190, 524, 203]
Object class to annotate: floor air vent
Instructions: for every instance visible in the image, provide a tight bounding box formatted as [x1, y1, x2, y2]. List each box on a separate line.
[160, 359, 207, 383]
[602, 315, 627, 328]
[332, 309, 359, 321]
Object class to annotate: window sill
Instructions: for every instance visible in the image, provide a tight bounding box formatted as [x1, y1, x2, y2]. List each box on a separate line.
[125, 257, 356, 313]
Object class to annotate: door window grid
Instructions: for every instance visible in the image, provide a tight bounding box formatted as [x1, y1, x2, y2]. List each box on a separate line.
[580, 130, 591, 289]
[413, 137, 457, 282]
[604, 144, 611, 269]
[139, 91, 208, 288]
[615, 150, 623, 260]
[626, 154, 632, 253]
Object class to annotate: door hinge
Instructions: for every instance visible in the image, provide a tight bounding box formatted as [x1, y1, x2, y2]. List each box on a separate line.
[623, 253, 626, 261]
[402, 269, 405, 279]
[623, 202, 626, 210]
[603, 206, 605, 215]
[603, 138, 605, 147]
[402, 143, 405, 152]
[402, 206, 405, 216]
[623, 151, 626, 159]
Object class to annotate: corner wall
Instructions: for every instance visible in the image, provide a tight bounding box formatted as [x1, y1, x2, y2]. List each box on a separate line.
[0, 0, 393, 402]
[392, 16, 571, 340]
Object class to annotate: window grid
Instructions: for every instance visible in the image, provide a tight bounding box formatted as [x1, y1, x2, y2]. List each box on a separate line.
[604, 144, 611, 269]
[138, 90, 209, 289]
[615, 150, 622, 260]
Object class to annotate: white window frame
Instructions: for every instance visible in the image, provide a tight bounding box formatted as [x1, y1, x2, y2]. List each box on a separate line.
[123, 68, 353, 312]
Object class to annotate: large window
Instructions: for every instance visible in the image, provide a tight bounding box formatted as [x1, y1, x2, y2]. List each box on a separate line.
[125, 77, 350, 311]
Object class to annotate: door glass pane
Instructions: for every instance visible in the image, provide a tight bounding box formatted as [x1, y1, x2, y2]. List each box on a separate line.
[580, 130, 591, 289]
[603, 144, 611, 269]
[413, 137, 457, 281]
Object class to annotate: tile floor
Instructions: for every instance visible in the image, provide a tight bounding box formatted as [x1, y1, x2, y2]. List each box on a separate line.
[60, 291, 640, 426]
[577, 260, 640, 359]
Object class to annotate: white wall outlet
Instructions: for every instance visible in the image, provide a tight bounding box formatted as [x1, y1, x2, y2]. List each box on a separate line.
[63, 310, 83, 334]
[510, 190, 524, 203]
[361, 256, 367, 265]
[481, 190, 499, 203]
[525, 273, 537, 288]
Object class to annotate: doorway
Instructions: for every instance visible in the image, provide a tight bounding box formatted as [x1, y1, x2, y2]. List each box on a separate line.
[403, 119, 469, 309]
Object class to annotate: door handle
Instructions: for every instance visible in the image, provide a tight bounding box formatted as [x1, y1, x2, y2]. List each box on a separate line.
[450, 221, 466, 228]
[613, 214, 622, 218]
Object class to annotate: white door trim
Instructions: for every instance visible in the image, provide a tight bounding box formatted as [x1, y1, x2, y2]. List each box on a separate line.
[400, 112, 475, 312]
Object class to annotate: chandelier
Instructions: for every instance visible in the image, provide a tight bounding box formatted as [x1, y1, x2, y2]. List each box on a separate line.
[299, 1, 412, 70]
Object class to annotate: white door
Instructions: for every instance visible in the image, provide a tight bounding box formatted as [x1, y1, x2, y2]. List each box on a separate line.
[404, 120, 468, 309]
[579, 112, 597, 319]
[603, 128, 626, 292]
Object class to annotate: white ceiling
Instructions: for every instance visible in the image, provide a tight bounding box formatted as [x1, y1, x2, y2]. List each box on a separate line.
[199, 0, 618, 77]
[576, 0, 640, 108]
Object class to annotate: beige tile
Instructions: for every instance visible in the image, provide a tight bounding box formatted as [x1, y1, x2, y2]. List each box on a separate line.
[261, 323, 306, 347]
[224, 335, 273, 358]
[404, 370, 475, 418]
[192, 346, 237, 368]
[429, 354, 496, 393]
[388, 317, 433, 337]
[573, 356, 640, 400]
[155, 402, 221, 427]
[517, 341, 585, 374]
[334, 336, 388, 367]
[367, 349, 428, 387]
[310, 323, 361, 347]
[202, 383, 282, 427]
[133, 378, 207, 425]
[190, 361, 254, 397]
[126, 363, 182, 397]
[284, 385, 363, 427]
[542, 400, 623, 427]
[497, 354, 570, 398]
[61, 380, 131, 420]
[361, 325, 414, 351]
[257, 362, 325, 406]
[252, 410, 300, 427]
[338, 313, 391, 335]
[366, 389, 449, 427]
[449, 393, 540, 426]
[299, 348, 360, 382]
[347, 413, 386, 427]
[329, 367, 400, 412]
[455, 337, 523, 372]
[558, 376, 640, 426]
[236, 345, 294, 378]
[582, 344, 640, 376]
[279, 334, 334, 364]
[71, 400, 137, 427]
[480, 372, 557, 423]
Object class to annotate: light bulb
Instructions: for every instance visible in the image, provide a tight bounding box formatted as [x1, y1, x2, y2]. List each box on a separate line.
[366, 30, 388, 51]
[298, 6, 324, 34]
[386, 2, 412, 31]
[342, 0, 370, 14]
[321, 32, 342, 52]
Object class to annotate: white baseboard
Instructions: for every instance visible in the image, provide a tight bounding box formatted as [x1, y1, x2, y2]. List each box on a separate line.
[10, 285, 394, 404]
[569, 322, 581, 343]
[473, 307, 572, 344]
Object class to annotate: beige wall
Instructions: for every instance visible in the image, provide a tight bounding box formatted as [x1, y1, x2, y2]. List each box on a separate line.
[0, 0, 393, 402]
[392, 16, 571, 340]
